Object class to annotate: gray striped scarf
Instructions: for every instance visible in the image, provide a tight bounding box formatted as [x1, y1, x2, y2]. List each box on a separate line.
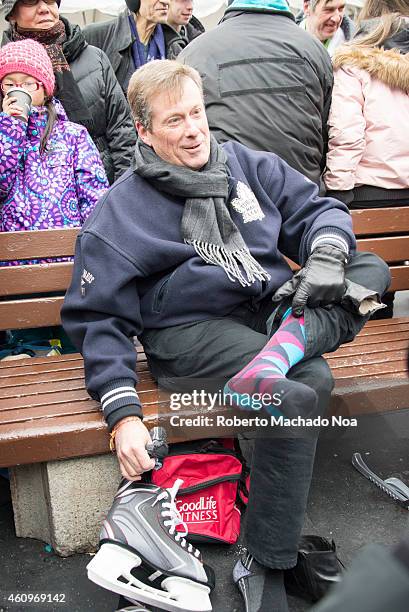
[133, 136, 270, 287]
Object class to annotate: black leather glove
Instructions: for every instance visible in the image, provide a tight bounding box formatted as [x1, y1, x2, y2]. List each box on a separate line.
[272, 245, 348, 317]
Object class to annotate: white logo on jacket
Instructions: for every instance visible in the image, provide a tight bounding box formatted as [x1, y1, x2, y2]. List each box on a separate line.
[81, 269, 95, 285]
[81, 268, 95, 296]
[230, 181, 265, 223]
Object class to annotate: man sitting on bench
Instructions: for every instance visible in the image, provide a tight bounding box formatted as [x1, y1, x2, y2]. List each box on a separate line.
[62, 60, 390, 612]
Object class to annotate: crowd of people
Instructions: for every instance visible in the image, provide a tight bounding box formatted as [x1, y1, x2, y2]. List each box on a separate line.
[0, 0, 409, 611]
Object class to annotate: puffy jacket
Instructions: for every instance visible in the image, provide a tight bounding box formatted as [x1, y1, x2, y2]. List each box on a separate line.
[61, 140, 355, 428]
[325, 38, 409, 192]
[2, 19, 136, 184]
[83, 10, 188, 94]
[0, 99, 108, 238]
[180, 3, 333, 188]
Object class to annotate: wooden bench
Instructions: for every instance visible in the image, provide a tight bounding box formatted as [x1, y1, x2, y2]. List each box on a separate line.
[1, 211, 409, 554]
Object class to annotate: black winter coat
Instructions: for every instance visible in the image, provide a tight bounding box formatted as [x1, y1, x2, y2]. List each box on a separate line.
[2, 19, 136, 184]
[180, 9, 333, 188]
[180, 15, 205, 43]
[83, 10, 188, 94]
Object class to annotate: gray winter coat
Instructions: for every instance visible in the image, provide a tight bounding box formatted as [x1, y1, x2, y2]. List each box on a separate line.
[83, 10, 188, 94]
[180, 9, 333, 188]
[2, 20, 136, 184]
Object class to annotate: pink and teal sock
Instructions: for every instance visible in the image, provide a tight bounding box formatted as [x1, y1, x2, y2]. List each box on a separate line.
[224, 308, 317, 417]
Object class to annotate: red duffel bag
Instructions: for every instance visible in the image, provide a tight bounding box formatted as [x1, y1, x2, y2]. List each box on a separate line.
[151, 438, 249, 544]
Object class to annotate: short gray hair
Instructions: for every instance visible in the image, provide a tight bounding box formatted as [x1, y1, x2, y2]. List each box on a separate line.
[127, 59, 204, 131]
[307, 0, 333, 10]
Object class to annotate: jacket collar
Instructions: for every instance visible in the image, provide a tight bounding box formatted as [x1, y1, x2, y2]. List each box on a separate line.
[25, 98, 67, 133]
[109, 11, 185, 58]
[225, 0, 294, 19]
[60, 16, 88, 62]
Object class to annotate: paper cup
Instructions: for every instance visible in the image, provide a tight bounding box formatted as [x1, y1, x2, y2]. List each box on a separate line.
[6, 88, 33, 122]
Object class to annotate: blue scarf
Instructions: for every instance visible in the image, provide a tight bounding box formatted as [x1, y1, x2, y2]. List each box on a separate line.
[128, 15, 166, 69]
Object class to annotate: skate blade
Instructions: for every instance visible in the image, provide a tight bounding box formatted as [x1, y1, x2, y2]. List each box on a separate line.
[87, 543, 212, 612]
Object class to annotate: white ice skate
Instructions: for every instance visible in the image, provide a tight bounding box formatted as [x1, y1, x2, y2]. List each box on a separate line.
[87, 479, 214, 612]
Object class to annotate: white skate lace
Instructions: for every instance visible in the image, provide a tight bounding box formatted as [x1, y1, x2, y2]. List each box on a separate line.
[152, 478, 201, 558]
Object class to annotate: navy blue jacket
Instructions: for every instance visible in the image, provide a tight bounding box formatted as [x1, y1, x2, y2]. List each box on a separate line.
[61, 141, 355, 428]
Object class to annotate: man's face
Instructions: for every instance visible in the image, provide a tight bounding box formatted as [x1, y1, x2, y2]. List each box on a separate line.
[304, 0, 345, 42]
[139, 0, 169, 24]
[137, 77, 211, 170]
[10, 0, 59, 30]
[168, 0, 193, 27]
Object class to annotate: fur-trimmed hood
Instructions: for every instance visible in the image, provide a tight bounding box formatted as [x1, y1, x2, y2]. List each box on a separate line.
[333, 46, 409, 93]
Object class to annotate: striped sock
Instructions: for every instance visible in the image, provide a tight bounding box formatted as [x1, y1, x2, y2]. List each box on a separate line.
[224, 309, 316, 416]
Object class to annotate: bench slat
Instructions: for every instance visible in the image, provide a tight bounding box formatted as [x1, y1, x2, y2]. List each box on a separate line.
[356, 236, 409, 263]
[0, 370, 154, 395]
[351, 207, 409, 235]
[0, 380, 167, 411]
[326, 339, 409, 358]
[0, 262, 73, 296]
[362, 317, 409, 327]
[0, 378, 86, 397]
[331, 379, 409, 416]
[0, 358, 149, 384]
[326, 348, 408, 368]
[0, 228, 77, 261]
[330, 358, 408, 379]
[389, 266, 409, 291]
[0, 297, 64, 330]
[0, 413, 110, 467]
[334, 326, 409, 343]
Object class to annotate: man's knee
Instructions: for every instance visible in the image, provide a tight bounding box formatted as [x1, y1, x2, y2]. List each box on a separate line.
[290, 357, 334, 415]
[347, 251, 391, 296]
[305, 358, 334, 399]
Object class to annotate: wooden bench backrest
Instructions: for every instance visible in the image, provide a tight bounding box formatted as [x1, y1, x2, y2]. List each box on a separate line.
[0, 228, 77, 331]
[1, 207, 409, 331]
[353, 207, 409, 291]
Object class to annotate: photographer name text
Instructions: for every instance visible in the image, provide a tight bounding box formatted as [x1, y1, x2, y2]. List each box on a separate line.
[169, 415, 357, 428]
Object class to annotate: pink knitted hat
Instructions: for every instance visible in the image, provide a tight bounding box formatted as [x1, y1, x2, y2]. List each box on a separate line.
[0, 39, 55, 97]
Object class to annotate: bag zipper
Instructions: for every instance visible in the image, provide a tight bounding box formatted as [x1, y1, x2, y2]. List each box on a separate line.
[177, 474, 241, 495]
[166, 448, 240, 458]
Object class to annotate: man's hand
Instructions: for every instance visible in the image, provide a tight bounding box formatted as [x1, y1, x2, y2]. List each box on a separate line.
[114, 418, 156, 481]
[272, 245, 348, 316]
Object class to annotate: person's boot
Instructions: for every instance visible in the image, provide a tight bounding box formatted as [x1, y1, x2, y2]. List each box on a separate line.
[233, 551, 289, 612]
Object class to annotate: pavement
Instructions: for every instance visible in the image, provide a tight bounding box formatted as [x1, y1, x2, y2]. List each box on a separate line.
[1, 292, 409, 612]
[1, 409, 409, 612]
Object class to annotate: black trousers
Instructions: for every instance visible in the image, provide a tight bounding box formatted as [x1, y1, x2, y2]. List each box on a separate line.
[140, 252, 390, 568]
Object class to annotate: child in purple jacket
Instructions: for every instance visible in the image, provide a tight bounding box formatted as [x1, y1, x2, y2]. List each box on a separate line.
[0, 39, 109, 358]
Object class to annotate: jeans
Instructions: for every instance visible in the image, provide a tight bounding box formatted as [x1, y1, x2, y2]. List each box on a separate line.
[140, 252, 390, 568]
